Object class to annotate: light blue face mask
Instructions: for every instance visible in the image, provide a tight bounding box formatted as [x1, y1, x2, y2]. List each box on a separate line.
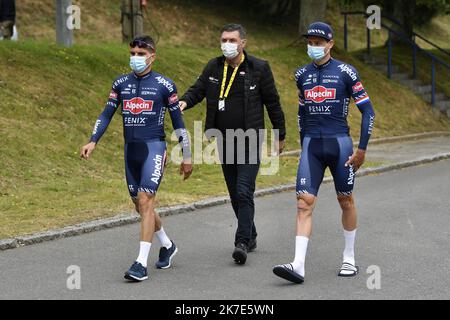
[307, 45, 327, 61]
[130, 55, 150, 73]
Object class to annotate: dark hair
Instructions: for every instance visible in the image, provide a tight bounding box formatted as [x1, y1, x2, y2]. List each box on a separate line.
[220, 23, 246, 39]
[130, 35, 156, 52]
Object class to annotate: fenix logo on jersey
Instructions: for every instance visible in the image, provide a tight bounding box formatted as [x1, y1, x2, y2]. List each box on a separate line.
[123, 98, 154, 114]
[295, 68, 307, 81]
[304, 86, 337, 103]
[338, 64, 358, 81]
[92, 120, 101, 135]
[113, 76, 129, 89]
[124, 117, 146, 125]
[155, 76, 174, 93]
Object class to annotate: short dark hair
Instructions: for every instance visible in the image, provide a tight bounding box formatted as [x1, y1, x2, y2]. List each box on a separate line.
[220, 23, 246, 39]
[130, 35, 156, 52]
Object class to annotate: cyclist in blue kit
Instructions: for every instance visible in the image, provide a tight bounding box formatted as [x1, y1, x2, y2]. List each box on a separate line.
[80, 36, 193, 282]
[273, 22, 375, 284]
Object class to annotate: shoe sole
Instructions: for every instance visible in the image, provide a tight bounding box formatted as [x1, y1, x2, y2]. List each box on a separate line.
[338, 266, 359, 277]
[156, 247, 178, 269]
[273, 266, 304, 284]
[124, 273, 148, 282]
[232, 248, 247, 265]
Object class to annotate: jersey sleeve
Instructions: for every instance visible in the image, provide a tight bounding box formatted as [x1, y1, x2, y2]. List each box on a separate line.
[165, 81, 191, 159]
[344, 66, 375, 150]
[89, 79, 121, 143]
[294, 67, 307, 109]
[294, 67, 306, 90]
[346, 68, 371, 107]
[295, 68, 306, 142]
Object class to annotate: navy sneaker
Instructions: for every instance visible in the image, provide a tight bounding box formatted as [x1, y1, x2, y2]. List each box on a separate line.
[155, 241, 178, 269]
[124, 261, 148, 282]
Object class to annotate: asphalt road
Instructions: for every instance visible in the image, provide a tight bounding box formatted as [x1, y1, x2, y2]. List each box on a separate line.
[1, 160, 449, 300]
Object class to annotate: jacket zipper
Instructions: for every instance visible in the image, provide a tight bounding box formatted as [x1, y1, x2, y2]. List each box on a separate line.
[133, 77, 142, 140]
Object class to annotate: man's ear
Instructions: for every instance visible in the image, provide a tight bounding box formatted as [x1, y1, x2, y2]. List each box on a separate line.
[328, 40, 334, 50]
[148, 52, 156, 64]
[241, 39, 247, 49]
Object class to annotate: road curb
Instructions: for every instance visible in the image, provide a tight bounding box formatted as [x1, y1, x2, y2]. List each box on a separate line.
[282, 131, 450, 157]
[2, 152, 450, 251]
[0, 239, 18, 250]
[367, 131, 450, 145]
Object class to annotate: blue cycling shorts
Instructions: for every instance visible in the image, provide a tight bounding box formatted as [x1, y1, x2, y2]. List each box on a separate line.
[296, 135, 355, 197]
[125, 140, 167, 198]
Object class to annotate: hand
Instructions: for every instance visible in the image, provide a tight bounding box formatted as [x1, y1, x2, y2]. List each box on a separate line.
[80, 142, 96, 159]
[345, 149, 366, 172]
[164, 154, 168, 168]
[141, 0, 147, 8]
[275, 139, 285, 155]
[179, 158, 193, 180]
[179, 101, 187, 114]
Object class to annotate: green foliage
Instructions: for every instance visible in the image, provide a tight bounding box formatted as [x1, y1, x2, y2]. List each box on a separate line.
[341, 0, 450, 26]
[415, 0, 450, 25]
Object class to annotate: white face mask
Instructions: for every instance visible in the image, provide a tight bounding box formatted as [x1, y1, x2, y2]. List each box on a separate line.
[130, 55, 150, 73]
[307, 44, 328, 61]
[221, 42, 239, 59]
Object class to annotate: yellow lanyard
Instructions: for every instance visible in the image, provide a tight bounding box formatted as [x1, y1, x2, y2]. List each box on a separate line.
[219, 54, 245, 100]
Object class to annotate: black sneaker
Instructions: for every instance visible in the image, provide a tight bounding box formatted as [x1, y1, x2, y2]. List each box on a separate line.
[248, 239, 257, 252]
[232, 242, 248, 265]
[155, 241, 178, 269]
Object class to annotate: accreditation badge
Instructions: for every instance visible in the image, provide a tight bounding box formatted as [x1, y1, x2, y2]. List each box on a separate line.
[218, 99, 225, 111]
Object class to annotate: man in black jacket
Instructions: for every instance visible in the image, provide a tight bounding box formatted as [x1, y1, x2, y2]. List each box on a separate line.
[180, 23, 286, 265]
[0, 0, 15, 40]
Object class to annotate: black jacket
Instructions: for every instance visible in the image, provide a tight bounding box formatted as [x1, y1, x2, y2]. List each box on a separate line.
[181, 52, 286, 140]
[0, 0, 15, 22]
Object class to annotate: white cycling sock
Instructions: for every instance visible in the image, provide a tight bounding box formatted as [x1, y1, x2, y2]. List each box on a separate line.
[136, 241, 152, 267]
[343, 229, 356, 266]
[155, 227, 172, 249]
[291, 236, 309, 277]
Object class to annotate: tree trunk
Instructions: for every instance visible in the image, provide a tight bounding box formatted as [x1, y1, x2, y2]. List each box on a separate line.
[265, 0, 294, 16]
[121, 0, 144, 43]
[298, 0, 327, 37]
[389, 0, 415, 44]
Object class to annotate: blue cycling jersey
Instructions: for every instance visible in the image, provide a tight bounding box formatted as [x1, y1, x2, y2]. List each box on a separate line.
[295, 58, 375, 150]
[90, 70, 190, 158]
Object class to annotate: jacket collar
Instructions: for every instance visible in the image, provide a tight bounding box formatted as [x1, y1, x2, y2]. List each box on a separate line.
[219, 50, 249, 66]
[313, 57, 333, 69]
[133, 70, 153, 79]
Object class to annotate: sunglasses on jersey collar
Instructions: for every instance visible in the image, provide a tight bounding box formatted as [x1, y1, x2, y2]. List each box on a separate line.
[129, 40, 155, 52]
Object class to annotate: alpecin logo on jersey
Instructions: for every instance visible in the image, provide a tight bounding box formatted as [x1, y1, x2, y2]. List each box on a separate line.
[123, 98, 154, 114]
[304, 86, 336, 103]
